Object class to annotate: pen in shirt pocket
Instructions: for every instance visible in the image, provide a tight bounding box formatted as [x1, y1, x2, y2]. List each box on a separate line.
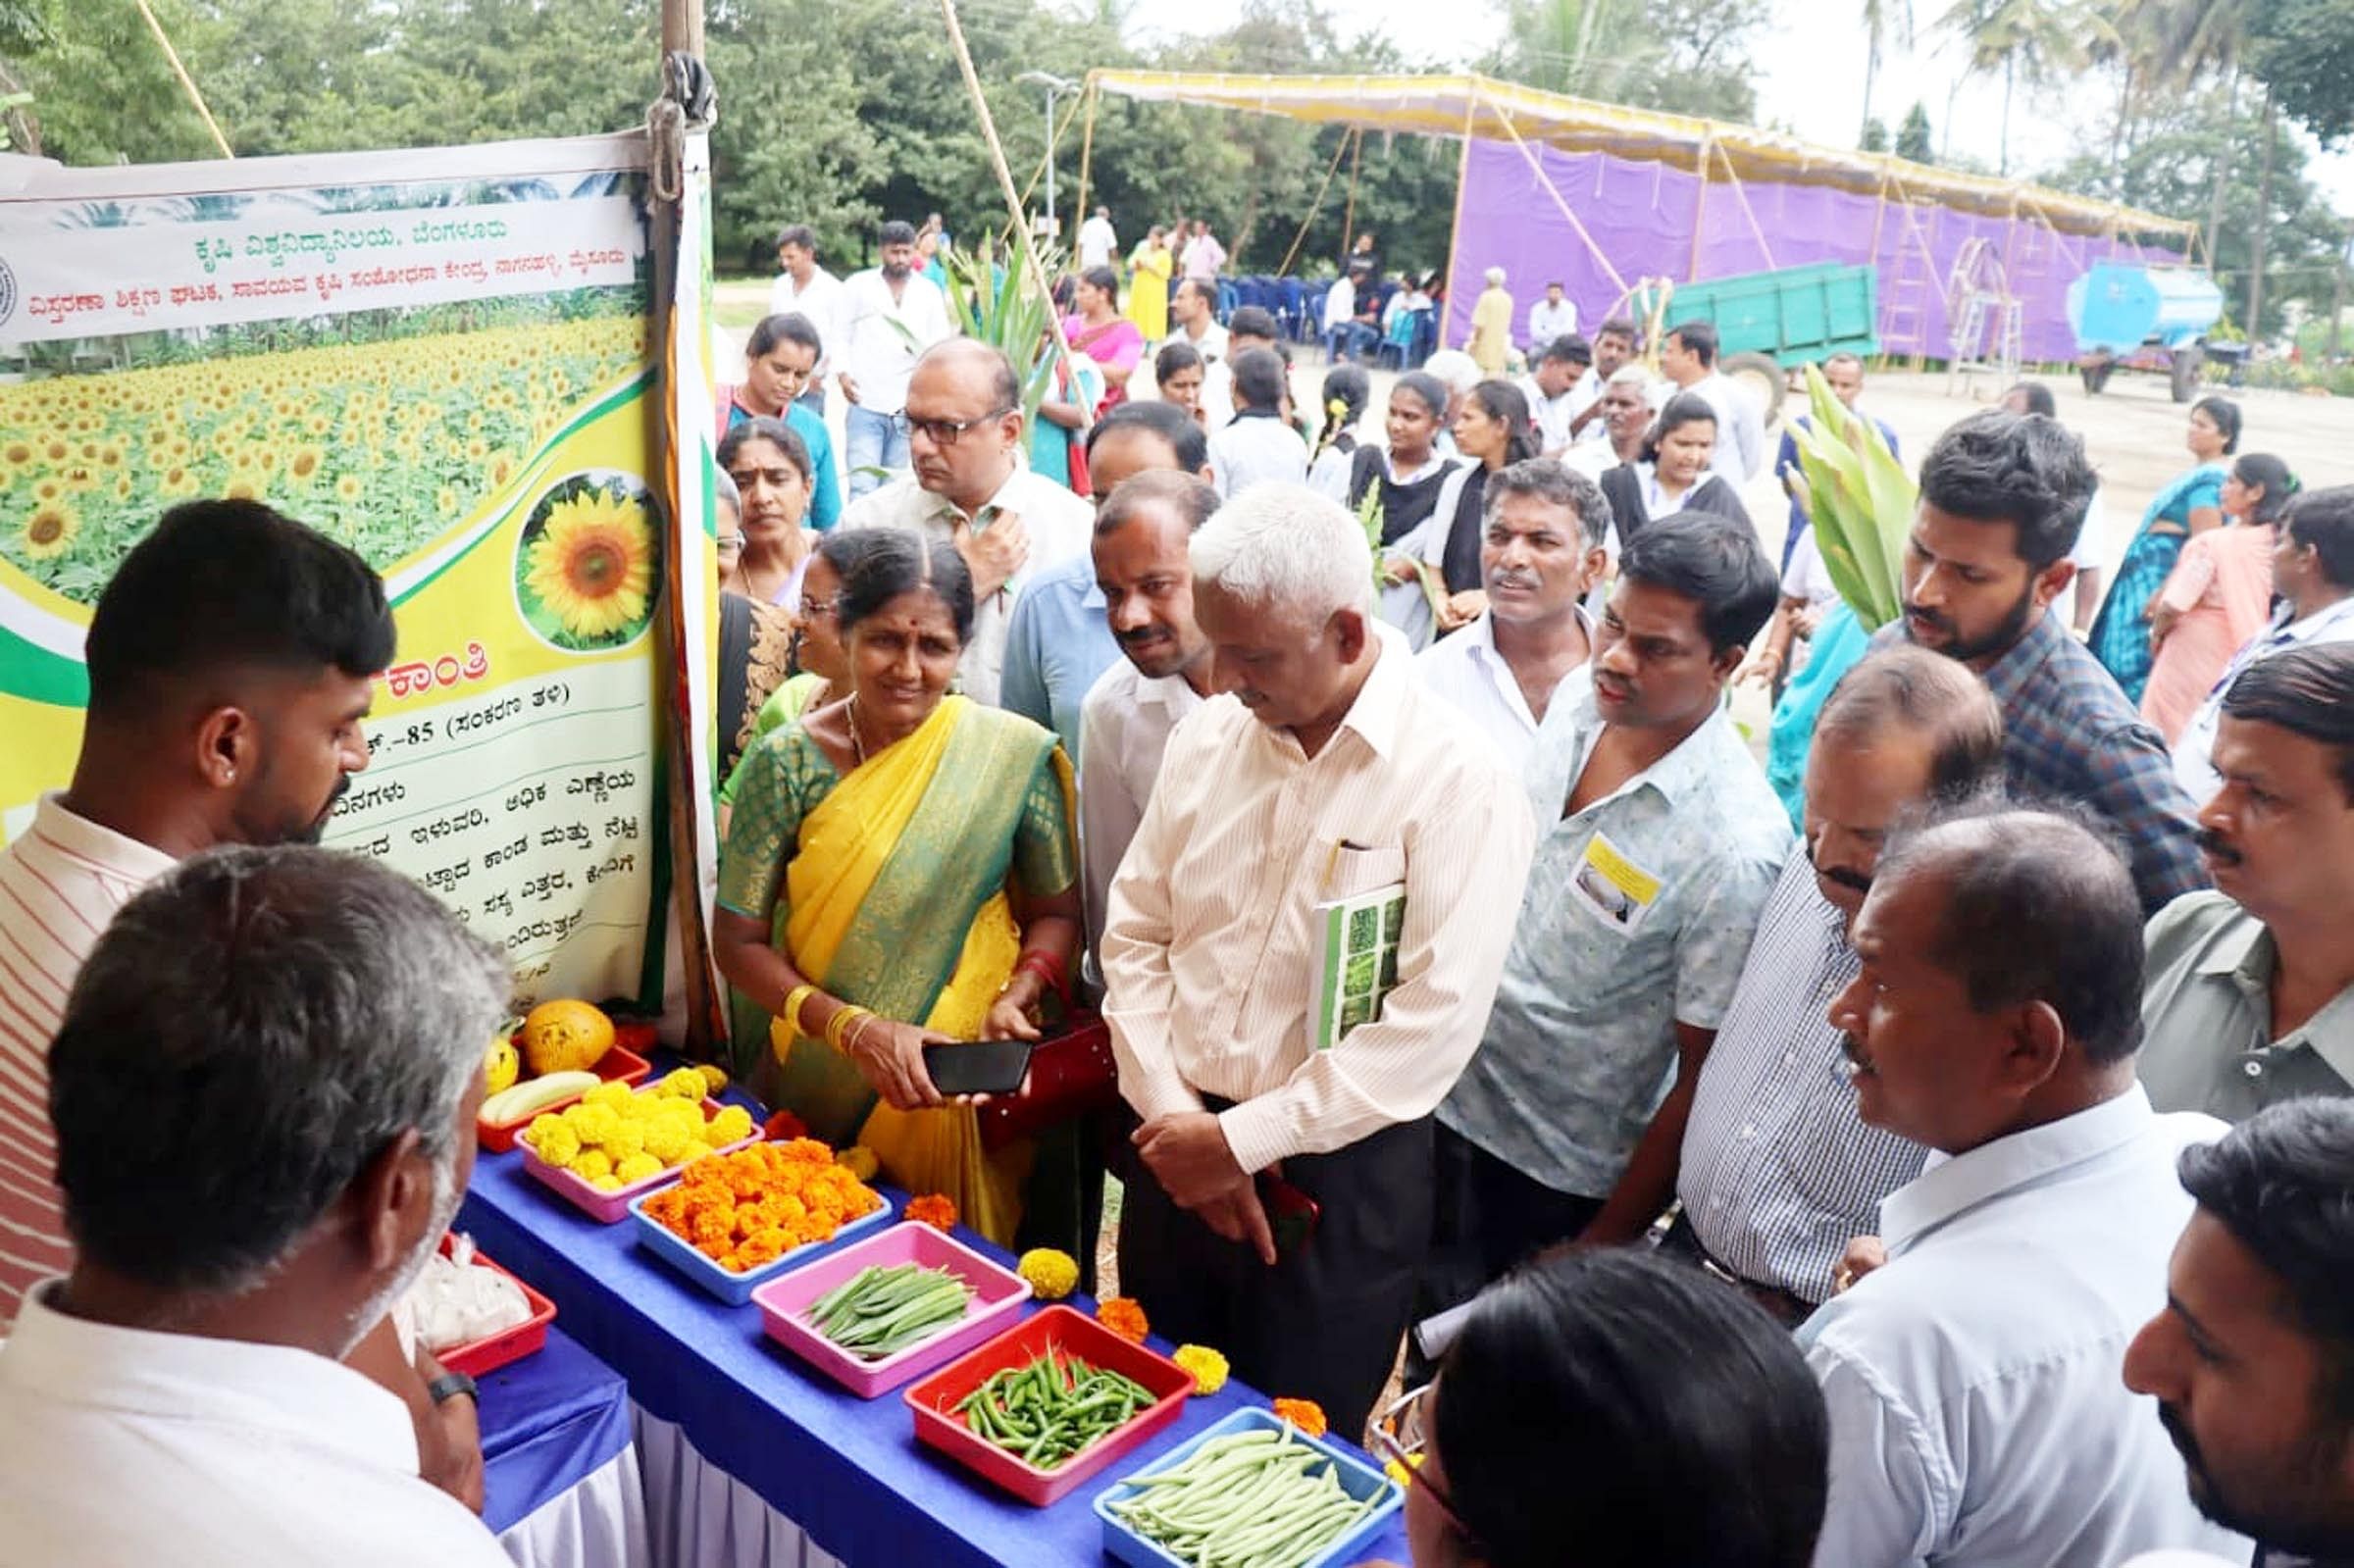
[1321, 837, 1370, 892]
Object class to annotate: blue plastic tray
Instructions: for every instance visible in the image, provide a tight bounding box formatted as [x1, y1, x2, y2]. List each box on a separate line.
[1093, 1406, 1404, 1568]
[628, 1186, 896, 1306]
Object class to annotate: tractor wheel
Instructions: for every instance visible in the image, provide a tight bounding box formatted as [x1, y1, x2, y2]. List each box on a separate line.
[1723, 352, 1785, 429]
[2170, 346, 2204, 403]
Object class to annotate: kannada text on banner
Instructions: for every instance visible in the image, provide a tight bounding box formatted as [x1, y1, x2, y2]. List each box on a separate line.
[0, 134, 674, 1010]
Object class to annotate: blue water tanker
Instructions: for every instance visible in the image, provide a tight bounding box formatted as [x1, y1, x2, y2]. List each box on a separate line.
[2066, 263, 2236, 401]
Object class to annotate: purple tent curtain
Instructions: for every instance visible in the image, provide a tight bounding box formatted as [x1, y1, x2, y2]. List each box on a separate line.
[1445, 138, 2190, 362]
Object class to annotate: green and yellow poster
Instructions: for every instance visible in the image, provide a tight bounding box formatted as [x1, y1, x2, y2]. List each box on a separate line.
[0, 131, 708, 1010]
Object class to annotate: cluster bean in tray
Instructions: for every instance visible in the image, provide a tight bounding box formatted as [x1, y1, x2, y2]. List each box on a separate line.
[1108, 1426, 1387, 1568]
[956, 1347, 1152, 1470]
[805, 1263, 971, 1360]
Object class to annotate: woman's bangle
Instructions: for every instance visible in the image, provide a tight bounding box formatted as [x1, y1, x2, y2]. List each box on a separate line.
[781, 984, 818, 1037]
[825, 1003, 872, 1054]
[1015, 950, 1068, 1000]
[842, 1012, 881, 1057]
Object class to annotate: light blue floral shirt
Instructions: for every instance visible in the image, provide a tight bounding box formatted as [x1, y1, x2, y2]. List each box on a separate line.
[1441, 683, 1791, 1198]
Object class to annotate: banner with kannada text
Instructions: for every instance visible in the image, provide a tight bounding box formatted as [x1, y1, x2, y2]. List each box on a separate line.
[0, 132, 708, 1012]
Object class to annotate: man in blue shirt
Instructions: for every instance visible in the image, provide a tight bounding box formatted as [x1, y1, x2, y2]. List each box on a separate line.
[1880, 409, 2207, 915]
[999, 403, 1212, 758]
[1430, 513, 1787, 1335]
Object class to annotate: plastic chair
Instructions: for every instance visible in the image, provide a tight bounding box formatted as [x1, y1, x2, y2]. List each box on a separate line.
[1275, 278, 1306, 339]
[1215, 280, 1241, 324]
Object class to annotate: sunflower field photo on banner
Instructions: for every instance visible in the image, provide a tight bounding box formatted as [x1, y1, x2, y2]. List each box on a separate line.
[0, 133, 696, 1012]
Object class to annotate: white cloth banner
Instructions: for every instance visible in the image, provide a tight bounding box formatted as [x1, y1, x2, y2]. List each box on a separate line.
[633, 1408, 844, 1568]
[495, 1445, 652, 1568]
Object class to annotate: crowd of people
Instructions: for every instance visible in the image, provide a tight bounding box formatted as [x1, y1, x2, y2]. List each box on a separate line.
[0, 203, 2350, 1568]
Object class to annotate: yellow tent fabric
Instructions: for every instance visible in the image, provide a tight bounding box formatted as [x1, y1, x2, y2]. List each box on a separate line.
[1087, 71, 2193, 241]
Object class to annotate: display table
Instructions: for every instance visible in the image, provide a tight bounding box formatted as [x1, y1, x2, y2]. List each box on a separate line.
[477, 1322, 650, 1567]
[460, 1145, 1412, 1568]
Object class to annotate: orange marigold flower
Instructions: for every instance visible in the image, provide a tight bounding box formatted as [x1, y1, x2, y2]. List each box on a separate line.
[904, 1193, 957, 1232]
[1270, 1398, 1328, 1439]
[1096, 1296, 1151, 1344]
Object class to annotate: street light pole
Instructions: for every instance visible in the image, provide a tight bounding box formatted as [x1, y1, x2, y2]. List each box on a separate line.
[1017, 71, 1077, 238]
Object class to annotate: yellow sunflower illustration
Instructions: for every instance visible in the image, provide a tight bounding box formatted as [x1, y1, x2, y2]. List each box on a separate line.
[23, 501, 77, 561]
[523, 489, 654, 644]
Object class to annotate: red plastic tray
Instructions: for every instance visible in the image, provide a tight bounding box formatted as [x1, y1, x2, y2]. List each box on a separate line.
[478, 1042, 653, 1153]
[430, 1234, 556, 1378]
[903, 1305, 1195, 1506]
[755, 1221, 1033, 1399]
[521, 1088, 760, 1224]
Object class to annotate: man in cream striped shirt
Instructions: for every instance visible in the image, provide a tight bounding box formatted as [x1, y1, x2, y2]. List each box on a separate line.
[1101, 482, 1535, 1441]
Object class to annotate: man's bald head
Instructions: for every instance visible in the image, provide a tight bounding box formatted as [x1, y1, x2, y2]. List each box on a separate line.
[913, 338, 1022, 414]
[903, 339, 1025, 510]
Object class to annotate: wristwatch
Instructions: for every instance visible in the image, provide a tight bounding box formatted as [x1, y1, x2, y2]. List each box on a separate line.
[427, 1369, 480, 1407]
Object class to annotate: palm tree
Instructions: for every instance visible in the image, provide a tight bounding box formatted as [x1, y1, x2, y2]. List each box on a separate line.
[1937, 0, 2108, 175]
[1861, 0, 1916, 147]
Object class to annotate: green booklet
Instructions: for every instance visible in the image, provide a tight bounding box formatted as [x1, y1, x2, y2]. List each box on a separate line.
[1308, 881, 1407, 1051]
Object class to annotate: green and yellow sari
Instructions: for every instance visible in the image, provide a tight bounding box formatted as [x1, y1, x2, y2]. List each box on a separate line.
[716, 694, 1076, 1244]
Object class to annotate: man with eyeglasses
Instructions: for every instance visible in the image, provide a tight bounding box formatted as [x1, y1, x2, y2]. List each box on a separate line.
[836, 338, 1095, 706]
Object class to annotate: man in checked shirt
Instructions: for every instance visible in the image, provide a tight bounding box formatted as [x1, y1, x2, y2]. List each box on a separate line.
[1666, 646, 2005, 1322]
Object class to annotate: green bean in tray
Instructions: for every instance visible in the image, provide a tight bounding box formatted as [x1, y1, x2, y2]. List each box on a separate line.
[954, 1346, 1154, 1469]
[1107, 1426, 1386, 1568]
[804, 1263, 972, 1360]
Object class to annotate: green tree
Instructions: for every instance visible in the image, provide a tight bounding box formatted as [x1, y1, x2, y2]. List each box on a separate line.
[1862, 117, 1891, 151]
[1937, 0, 2108, 174]
[1485, 0, 1768, 121]
[1861, 0, 1915, 145]
[1896, 100, 1935, 161]
[4, 0, 221, 163]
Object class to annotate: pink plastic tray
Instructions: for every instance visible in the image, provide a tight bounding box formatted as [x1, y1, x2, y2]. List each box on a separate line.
[477, 1043, 652, 1153]
[755, 1222, 1033, 1399]
[521, 1089, 760, 1224]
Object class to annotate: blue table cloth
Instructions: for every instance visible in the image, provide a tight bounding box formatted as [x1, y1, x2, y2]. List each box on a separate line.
[477, 1322, 635, 1534]
[460, 1146, 1413, 1567]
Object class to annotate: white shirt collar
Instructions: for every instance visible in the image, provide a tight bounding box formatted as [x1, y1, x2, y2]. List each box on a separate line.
[29, 793, 179, 883]
[922, 461, 1036, 530]
[1880, 1085, 2156, 1256]
[1, 1283, 421, 1478]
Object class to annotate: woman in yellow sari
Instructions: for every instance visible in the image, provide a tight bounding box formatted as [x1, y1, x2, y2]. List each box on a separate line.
[714, 531, 1081, 1246]
[1126, 227, 1173, 343]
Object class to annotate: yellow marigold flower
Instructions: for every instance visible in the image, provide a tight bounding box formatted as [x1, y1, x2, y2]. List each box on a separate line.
[597, 1118, 646, 1161]
[589, 1173, 624, 1192]
[834, 1145, 880, 1183]
[568, 1148, 615, 1183]
[708, 1105, 754, 1144]
[563, 1102, 622, 1147]
[1016, 1247, 1078, 1300]
[1172, 1344, 1229, 1396]
[695, 1063, 730, 1094]
[642, 1119, 695, 1165]
[583, 1081, 634, 1110]
[656, 1066, 707, 1100]
[525, 1121, 581, 1167]
[615, 1152, 662, 1185]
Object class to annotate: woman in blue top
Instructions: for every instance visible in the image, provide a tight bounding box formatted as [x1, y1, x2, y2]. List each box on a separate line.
[717, 313, 844, 531]
[2089, 395, 2239, 703]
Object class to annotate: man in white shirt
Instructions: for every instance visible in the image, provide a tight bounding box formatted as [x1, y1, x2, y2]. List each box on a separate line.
[2122, 1098, 2354, 1568]
[1206, 348, 1307, 500]
[1416, 459, 1606, 773]
[1161, 279, 1233, 427]
[1521, 334, 1593, 458]
[1660, 319, 1766, 483]
[1103, 482, 1535, 1442]
[767, 223, 844, 413]
[0, 845, 514, 1568]
[1526, 280, 1577, 350]
[839, 339, 1094, 705]
[1078, 470, 1218, 971]
[1803, 805, 2246, 1568]
[0, 499, 487, 1507]
[838, 219, 959, 499]
[1077, 205, 1118, 272]
[1321, 272, 1360, 363]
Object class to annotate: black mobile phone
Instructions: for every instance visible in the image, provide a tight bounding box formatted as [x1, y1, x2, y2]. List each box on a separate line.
[921, 1038, 1035, 1097]
[1257, 1172, 1321, 1259]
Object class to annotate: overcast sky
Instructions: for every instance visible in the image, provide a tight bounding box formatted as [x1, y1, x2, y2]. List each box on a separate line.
[1135, 0, 2354, 214]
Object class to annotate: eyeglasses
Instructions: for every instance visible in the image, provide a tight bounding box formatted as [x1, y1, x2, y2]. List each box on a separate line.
[894, 407, 1013, 447]
[798, 593, 839, 623]
[1372, 1383, 1476, 1543]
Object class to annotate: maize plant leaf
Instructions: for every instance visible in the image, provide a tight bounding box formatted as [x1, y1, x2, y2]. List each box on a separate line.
[939, 234, 1066, 432]
[1788, 362, 1916, 630]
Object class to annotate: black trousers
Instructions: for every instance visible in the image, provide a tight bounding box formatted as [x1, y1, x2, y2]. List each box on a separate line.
[1116, 1109, 1433, 1444]
[1409, 1122, 1603, 1383]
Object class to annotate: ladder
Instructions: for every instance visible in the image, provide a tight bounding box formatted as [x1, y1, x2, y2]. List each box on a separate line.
[1945, 238, 2022, 396]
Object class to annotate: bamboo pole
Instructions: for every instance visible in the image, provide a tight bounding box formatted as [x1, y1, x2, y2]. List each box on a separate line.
[1686, 133, 1713, 281]
[133, 0, 233, 159]
[1339, 126, 1363, 258]
[1276, 129, 1356, 278]
[935, 0, 1091, 430]
[1487, 107, 1632, 298]
[1075, 79, 1099, 225]
[1713, 143, 1777, 273]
